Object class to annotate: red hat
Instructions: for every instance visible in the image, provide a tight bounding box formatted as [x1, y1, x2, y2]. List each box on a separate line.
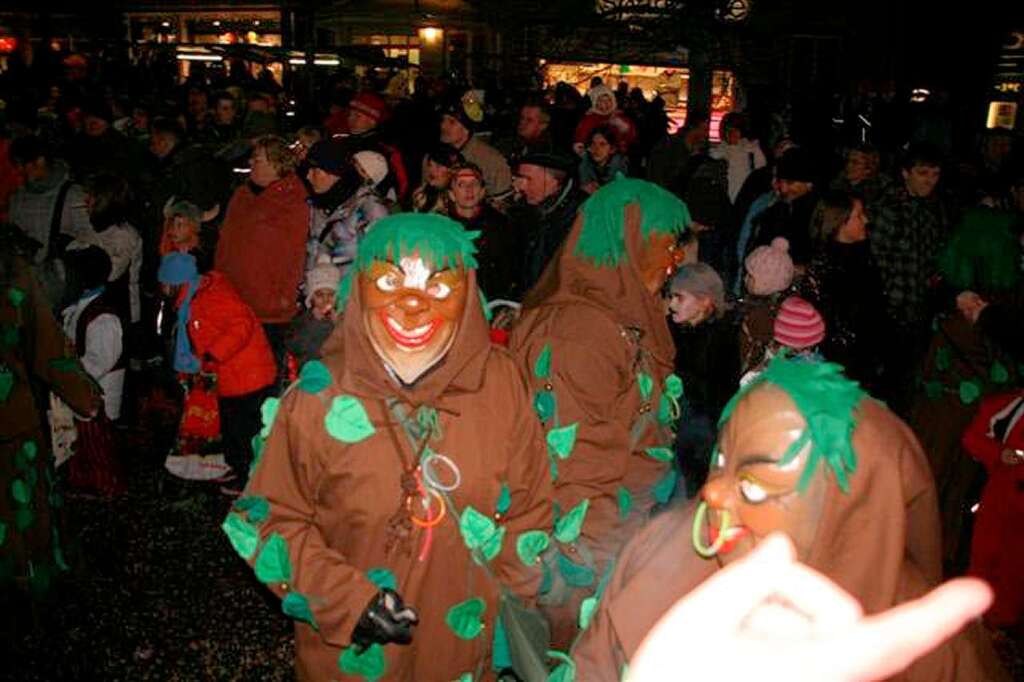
[773, 296, 825, 350]
[348, 92, 388, 123]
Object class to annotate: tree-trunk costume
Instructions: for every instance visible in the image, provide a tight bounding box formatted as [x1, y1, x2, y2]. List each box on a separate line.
[509, 177, 690, 653]
[222, 214, 552, 681]
[572, 357, 1008, 681]
[1, 252, 101, 602]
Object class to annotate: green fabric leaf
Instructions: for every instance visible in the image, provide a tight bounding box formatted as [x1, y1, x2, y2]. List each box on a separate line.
[617, 486, 633, 520]
[254, 532, 293, 584]
[664, 374, 684, 399]
[445, 597, 486, 640]
[48, 357, 79, 372]
[657, 393, 675, 426]
[11, 478, 30, 505]
[221, 511, 260, 560]
[554, 499, 590, 544]
[534, 343, 552, 379]
[579, 596, 598, 630]
[496, 483, 511, 515]
[459, 506, 497, 551]
[234, 495, 270, 523]
[540, 561, 553, 595]
[935, 346, 951, 371]
[557, 552, 596, 587]
[21, 440, 37, 461]
[7, 286, 25, 308]
[0, 324, 18, 350]
[991, 361, 1010, 385]
[456, 674, 474, 682]
[652, 467, 679, 504]
[338, 643, 386, 681]
[24, 468, 37, 490]
[492, 607, 512, 672]
[14, 507, 34, 532]
[546, 423, 578, 460]
[367, 567, 398, 591]
[298, 360, 332, 393]
[637, 372, 653, 401]
[260, 397, 280, 438]
[0, 369, 13, 402]
[959, 380, 982, 406]
[644, 446, 674, 463]
[282, 591, 318, 629]
[925, 381, 944, 401]
[516, 530, 551, 566]
[547, 651, 577, 682]
[480, 526, 506, 562]
[0, 522, 6, 547]
[324, 395, 376, 443]
[534, 391, 556, 423]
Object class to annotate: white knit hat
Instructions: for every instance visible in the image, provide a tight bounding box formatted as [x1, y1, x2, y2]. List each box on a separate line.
[353, 150, 389, 188]
[304, 255, 342, 307]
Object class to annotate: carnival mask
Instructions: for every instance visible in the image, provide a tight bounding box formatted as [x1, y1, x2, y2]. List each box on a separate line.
[361, 254, 468, 385]
[692, 385, 827, 565]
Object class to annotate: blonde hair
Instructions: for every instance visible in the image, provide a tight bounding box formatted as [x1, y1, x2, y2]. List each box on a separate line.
[252, 135, 297, 177]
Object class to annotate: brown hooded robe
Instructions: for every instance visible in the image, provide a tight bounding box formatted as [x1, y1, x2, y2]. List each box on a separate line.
[510, 203, 678, 648]
[239, 268, 553, 681]
[572, 396, 1008, 681]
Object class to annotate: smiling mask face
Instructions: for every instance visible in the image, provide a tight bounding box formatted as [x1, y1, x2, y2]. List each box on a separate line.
[360, 253, 468, 385]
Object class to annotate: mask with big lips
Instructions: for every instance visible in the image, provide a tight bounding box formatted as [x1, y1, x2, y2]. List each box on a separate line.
[360, 254, 468, 385]
[692, 384, 828, 565]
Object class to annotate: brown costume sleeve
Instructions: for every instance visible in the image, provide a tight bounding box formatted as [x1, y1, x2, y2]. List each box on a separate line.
[245, 389, 379, 649]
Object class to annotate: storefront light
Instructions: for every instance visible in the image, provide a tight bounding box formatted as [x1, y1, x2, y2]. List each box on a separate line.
[177, 54, 223, 62]
[419, 27, 442, 44]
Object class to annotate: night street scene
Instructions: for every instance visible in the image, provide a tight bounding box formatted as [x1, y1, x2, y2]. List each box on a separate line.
[2, 0, 1024, 680]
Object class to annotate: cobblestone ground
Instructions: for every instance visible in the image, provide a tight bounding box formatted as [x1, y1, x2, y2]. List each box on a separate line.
[3, 389, 1023, 681]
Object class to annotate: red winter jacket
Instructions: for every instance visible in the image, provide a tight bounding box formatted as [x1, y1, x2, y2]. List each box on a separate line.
[181, 272, 276, 397]
[215, 174, 309, 324]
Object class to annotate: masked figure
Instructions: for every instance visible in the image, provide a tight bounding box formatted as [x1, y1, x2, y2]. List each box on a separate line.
[223, 214, 552, 681]
[572, 356, 1008, 681]
[509, 176, 690, 650]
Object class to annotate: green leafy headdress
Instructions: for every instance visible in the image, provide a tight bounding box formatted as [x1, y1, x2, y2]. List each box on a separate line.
[575, 175, 691, 267]
[717, 355, 867, 493]
[337, 213, 479, 312]
[937, 207, 1020, 295]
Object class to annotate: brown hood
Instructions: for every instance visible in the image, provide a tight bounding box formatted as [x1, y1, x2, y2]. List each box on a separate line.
[522, 202, 675, 368]
[319, 268, 493, 406]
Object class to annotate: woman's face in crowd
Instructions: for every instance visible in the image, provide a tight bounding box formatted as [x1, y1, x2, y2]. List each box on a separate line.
[697, 386, 828, 567]
[588, 133, 613, 165]
[837, 199, 868, 244]
[168, 216, 196, 246]
[595, 94, 615, 116]
[360, 254, 468, 385]
[311, 288, 336, 320]
[669, 290, 712, 326]
[426, 159, 452, 188]
[249, 148, 280, 188]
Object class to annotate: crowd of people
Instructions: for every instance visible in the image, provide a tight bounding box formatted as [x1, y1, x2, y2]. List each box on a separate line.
[2, 46, 1024, 680]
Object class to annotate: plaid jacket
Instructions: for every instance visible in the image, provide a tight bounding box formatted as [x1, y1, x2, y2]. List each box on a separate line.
[869, 183, 948, 327]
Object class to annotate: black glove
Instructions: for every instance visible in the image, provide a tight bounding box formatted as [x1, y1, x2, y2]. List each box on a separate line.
[351, 588, 419, 650]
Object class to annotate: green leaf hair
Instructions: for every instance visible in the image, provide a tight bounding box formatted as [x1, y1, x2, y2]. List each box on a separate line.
[575, 174, 691, 267]
[336, 213, 480, 312]
[717, 355, 867, 494]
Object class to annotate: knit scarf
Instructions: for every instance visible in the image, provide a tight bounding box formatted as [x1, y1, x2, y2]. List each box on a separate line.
[157, 252, 201, 374]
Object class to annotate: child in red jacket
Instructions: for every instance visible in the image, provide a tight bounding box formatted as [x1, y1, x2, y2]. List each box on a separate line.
[158, 252, 276, 494]
[961, 391, 1024, 627]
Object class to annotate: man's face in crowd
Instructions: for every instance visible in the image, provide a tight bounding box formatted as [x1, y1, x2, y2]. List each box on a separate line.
[588, 133, 613, 165]
[348, 109, 377, 135]
[188, 91, 208, 119]
[249, 148, 280, 188]
[18, 156, 49, 184]
[306, 166, 340, 195]
[215, 98, 237, 126]
[697, 385, 828, 567]
[514, 164, 561, 206]
[361, 254, 468, 385]
[449, 172, 485, 212]
[775, 178, 813, 203]
[150, 132, 176, 160]
[517, 106, 547, 141]
[902, 163, 941, 198]
[845, 151, 874, 185]
[440, 114, 470, 147]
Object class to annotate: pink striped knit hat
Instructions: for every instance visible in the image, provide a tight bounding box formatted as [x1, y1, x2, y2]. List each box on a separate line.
[773, 296, 826, 350]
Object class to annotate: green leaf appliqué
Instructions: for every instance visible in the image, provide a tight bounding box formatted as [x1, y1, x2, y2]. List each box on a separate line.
[534, 344, 552, 379]
[579, 596, 598, 630]
[534, 391, 556, 423]
[21, 440, 37, 461]
[367, 567, 398, 591]
[14, 508, 34, 531]
[652, 467, 678, 504]
[11, 478, 30, 505]
[991, 361, 1010, 385]
[255, 533, 292, 584]
[516, 530, 550, 566]
[664, 374, 684, 399]
[547, 651, 576, 682]
[221, 512, 260, 560]
[637, 372, 653, 401]
[234, 495, 270, 523]
[260, 397, 280, 438]
[338, 643, 386, 681]
[557, 552, 596, 587]
[935, 346, 951, 371]
[925, 381, 944, 401]
[644, 446, 674, 463]
[298, 360, 332, 393]
[459, 506, 505, 561]
[546, 423, 578, 460]
[0, 522, 6, 547]
[0, 369, 13, 402]
[554, 499, 589, 544]
[496, 484, 511, 515]
[7, 287, 25, 308]
[324, 395, 376, 443]
[282, 591, 318, 629]
[617, 486, 633, 520]
[959, 380, 982, 406]
[446, 597, 486, 639]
